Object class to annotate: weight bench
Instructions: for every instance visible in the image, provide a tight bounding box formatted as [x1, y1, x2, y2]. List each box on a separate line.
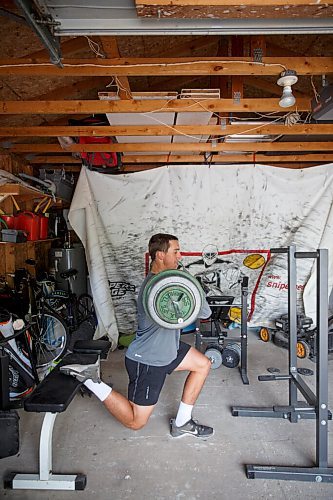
[4, 339, 111, 491]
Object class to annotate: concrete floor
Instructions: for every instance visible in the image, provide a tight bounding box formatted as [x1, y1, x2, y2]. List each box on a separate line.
[1, 330, 333, 500]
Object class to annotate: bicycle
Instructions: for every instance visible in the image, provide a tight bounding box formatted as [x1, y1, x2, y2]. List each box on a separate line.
[5, 265, 69, 372]
[45, 268, 97, 334]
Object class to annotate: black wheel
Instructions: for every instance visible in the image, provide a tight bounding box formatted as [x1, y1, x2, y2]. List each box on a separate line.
[77, 294, 97, 327]
[273, 330, 289, 349]
[30, 311, 68, 368]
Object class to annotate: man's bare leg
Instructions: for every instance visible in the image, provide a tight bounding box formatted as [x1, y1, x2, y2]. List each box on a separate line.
[170, 347, 213, 437]
[175, 347, 211, 404]
[103, 390, 155, 430]
[60, 361, 155, 430]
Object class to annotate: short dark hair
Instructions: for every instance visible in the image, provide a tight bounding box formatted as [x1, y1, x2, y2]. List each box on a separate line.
[148, 233, 178, 261]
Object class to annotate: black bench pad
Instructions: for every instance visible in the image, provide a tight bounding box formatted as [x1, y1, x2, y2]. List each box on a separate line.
[73, 339, 111, 359]
[24, 353, 98, 413]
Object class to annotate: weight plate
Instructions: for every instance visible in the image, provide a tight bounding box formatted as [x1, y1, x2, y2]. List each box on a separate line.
[205, 348, 222, 369]
[143, 270, 204, 329]
[267, 367, 281, 373]
[222, 343, 241, 368]
[297, 367, 314, 376]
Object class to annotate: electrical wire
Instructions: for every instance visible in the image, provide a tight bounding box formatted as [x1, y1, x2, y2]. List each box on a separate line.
[0, 59, 288, 71]
[311, 75, 320, 104]
[85, 36, 105, 58]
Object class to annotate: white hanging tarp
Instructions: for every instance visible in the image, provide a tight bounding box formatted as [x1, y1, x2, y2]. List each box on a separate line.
[69, 164, 333, 347]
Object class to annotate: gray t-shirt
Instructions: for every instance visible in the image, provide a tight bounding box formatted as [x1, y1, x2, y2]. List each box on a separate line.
[126, 272, 211, 366]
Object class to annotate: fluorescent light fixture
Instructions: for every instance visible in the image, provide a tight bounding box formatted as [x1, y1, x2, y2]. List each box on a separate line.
[224, 134, 273, 143]
[225, 121, 280, 143]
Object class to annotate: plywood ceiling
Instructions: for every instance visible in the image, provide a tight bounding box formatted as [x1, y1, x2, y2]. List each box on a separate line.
[0, 0, 332, 172]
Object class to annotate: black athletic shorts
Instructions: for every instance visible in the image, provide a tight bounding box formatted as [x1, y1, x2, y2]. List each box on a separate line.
[125, 341, 191, 406]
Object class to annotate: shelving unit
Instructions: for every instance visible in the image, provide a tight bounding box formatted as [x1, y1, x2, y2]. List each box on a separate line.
[0, 240, 54, 287]
[0, 182, 57, 286]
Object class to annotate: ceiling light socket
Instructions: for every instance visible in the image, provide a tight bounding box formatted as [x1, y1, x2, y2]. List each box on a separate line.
[277, 69, 298, 88]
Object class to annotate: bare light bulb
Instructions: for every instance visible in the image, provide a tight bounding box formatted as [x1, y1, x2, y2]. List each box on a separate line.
[277, 69, 298, 108]
[279, 85, 296, 108]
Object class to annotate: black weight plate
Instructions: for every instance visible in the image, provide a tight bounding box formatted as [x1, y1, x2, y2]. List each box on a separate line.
[267, 367, 281, 373]
[297, 367, 314, 376]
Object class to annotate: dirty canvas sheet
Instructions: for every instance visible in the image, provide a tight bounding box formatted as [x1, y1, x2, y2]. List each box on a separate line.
[69, 164, 333, 345]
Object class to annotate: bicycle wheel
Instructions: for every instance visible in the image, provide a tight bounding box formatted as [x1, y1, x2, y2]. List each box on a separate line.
[31, 311, 68, 368]
[77, 293, 97, 327]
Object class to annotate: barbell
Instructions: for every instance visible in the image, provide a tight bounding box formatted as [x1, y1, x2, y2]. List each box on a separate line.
[142, 269, 204, 329]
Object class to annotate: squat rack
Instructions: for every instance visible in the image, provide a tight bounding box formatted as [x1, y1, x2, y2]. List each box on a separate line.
[195, 276, 249, 385]
[232, 245, 333, 483]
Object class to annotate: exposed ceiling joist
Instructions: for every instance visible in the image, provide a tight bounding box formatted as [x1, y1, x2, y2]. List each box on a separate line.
[0, 57, 332, 76]
[99, 37, 132, 99]
[0, 98, 311, 114]
[1, 124, 332, 137]
[119, 153, 333, 163]
[9, 142, 333, 153]
[28, 155, 81, 164]
[0, 11, 331, 171]
[28, 153, 333, 164]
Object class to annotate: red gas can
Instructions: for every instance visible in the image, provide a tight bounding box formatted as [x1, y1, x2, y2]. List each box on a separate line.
[39, 216, 49, 239]
[16, 212, 40, 241]
[0, 215, 16, 229]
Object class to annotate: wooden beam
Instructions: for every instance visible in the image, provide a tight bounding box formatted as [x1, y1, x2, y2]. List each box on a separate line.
[33, 164, 82, 172]
[120, 153, 333, 163]
[28, 153, 333, 164]
[0, 57, 331, 76]
[31, 162, 319, 172]
[231, 37, 244, 105]
[121, 162, 323, 172]
[0, 98, 311, 114]
[11, 142, 333, 153]
[28, 156, 81, 164]
[1, 124, 331, 137]
[99, 38, 132, 100]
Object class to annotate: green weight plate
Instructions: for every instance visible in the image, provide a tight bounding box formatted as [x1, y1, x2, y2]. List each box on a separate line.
[143, 269, 204, 330]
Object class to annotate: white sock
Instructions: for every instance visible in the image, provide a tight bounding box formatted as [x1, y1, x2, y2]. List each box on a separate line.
[175, 401, 193, 427]
[84, 379, 112, 402]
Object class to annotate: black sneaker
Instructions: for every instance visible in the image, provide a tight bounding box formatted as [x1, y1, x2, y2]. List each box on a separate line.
[170, 418, 214, 439]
